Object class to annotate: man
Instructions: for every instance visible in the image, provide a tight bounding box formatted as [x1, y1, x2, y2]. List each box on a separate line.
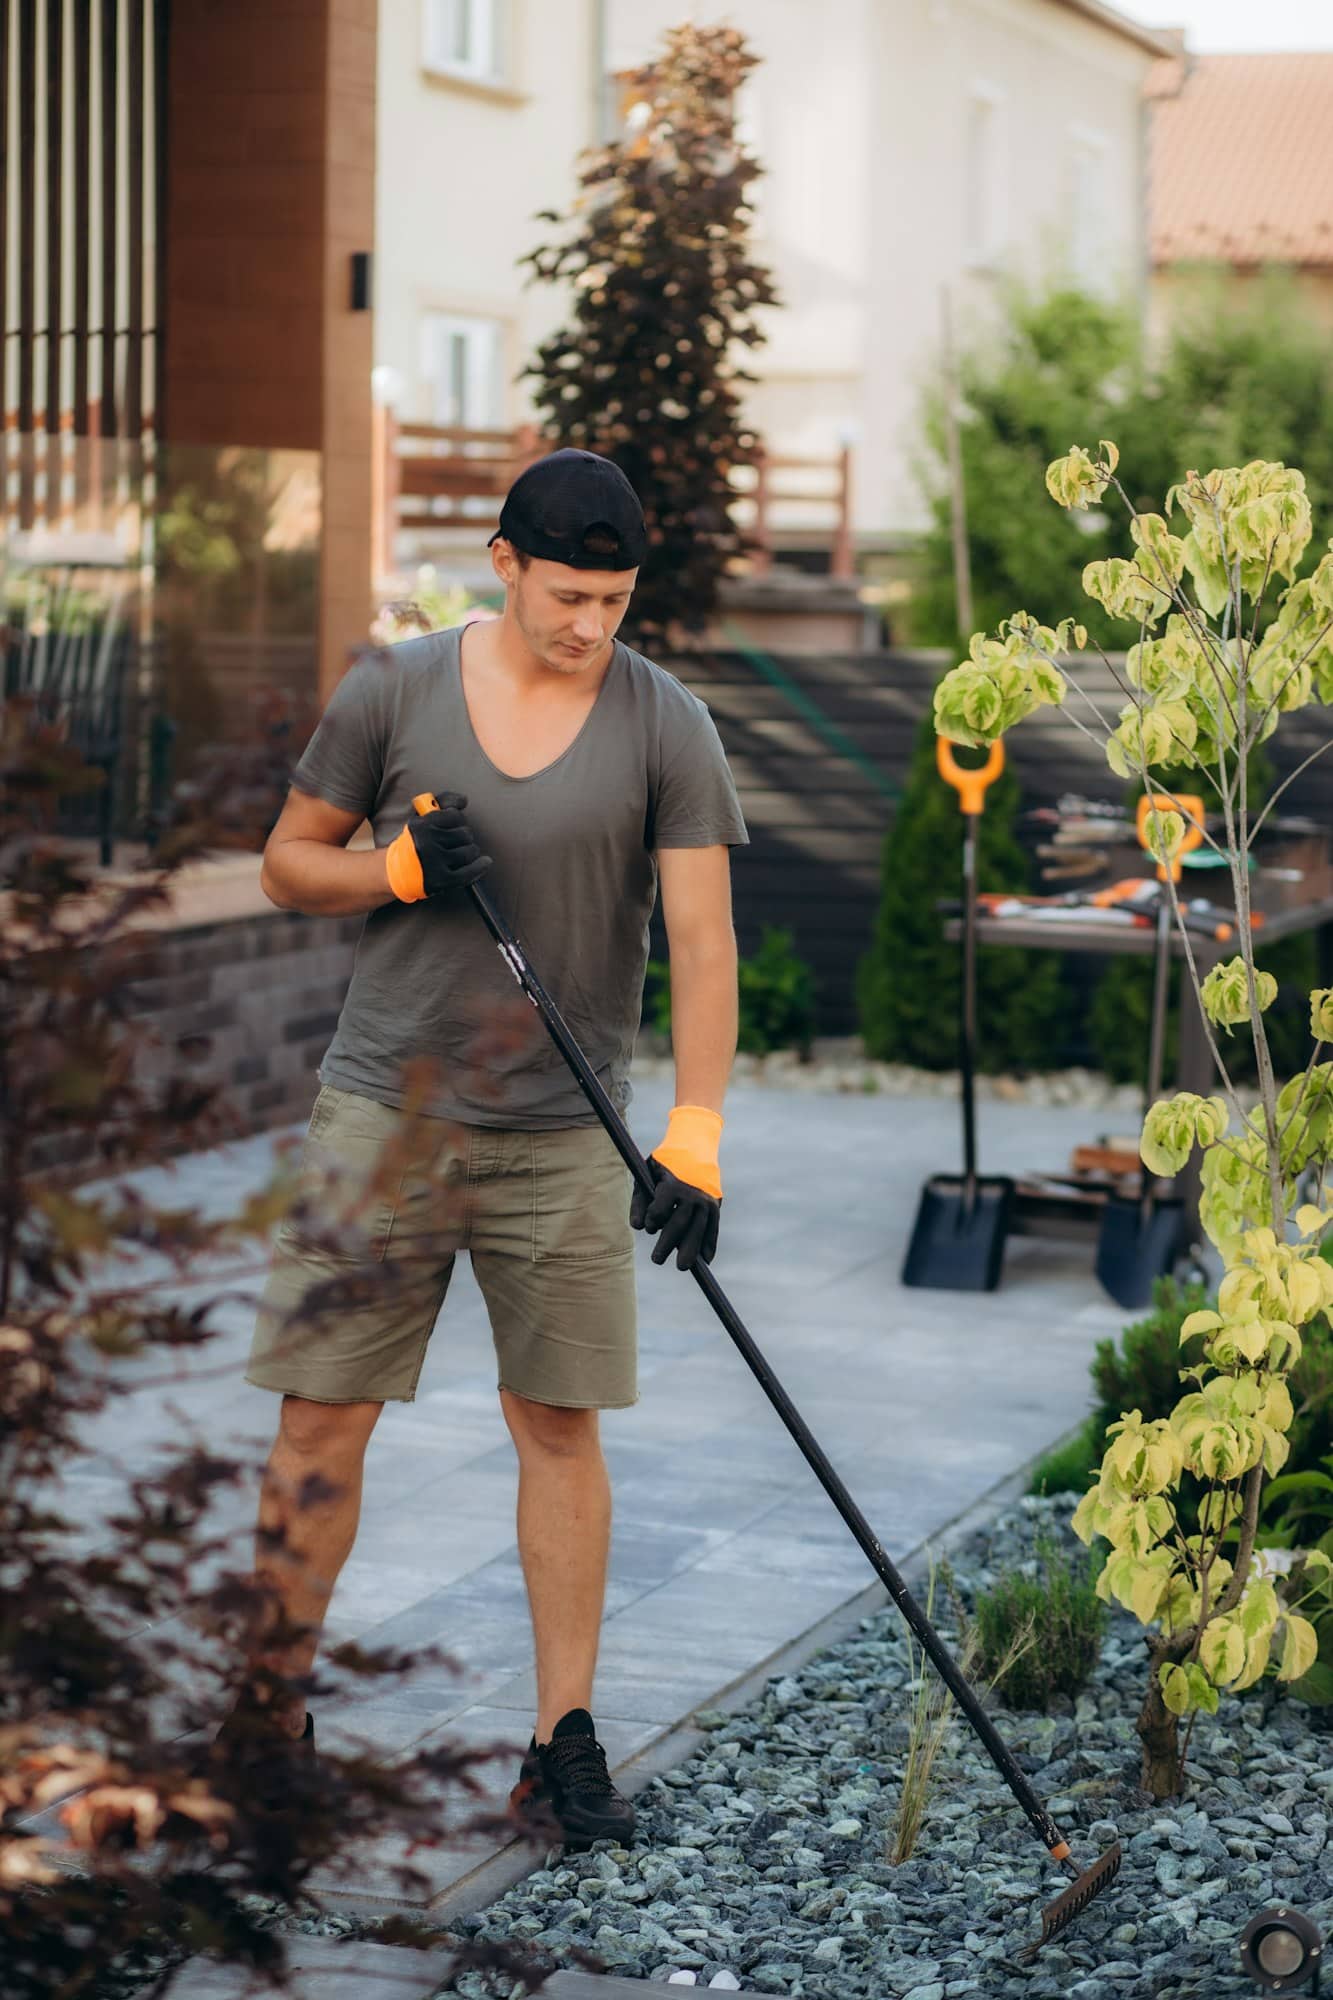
[235, 449, 748, 1848]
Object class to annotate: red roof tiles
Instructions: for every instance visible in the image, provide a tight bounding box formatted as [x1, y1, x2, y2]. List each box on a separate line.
[1149, 52, 1333, 269]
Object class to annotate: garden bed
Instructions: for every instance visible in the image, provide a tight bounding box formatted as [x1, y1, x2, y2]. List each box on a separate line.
[433, 1496, 1332, 2000]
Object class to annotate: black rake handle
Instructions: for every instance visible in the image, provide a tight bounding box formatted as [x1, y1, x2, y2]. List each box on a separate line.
[451, 855, 1080, 1876]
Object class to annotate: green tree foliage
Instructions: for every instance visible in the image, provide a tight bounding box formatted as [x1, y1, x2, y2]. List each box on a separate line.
[1087, 748, 1317, 1085]
[932, 437, 1333, 1794]
[0, 713, 521, 1997]
[522, 23, 779, 650]
[912, 275, 1333, 652]
[857, 712, 1068, 1070]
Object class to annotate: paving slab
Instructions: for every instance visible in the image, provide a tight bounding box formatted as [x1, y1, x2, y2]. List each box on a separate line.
[65, 1075, 1124, 1923]
[166, 1933, 758, 1999]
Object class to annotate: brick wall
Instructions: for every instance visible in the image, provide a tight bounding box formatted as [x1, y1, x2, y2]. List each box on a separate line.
[143, 909, 359, 1120]
[32, 905, 360, 1182]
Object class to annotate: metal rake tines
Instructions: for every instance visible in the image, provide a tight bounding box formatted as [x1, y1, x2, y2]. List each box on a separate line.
[1015, 1842, 1123, 1962]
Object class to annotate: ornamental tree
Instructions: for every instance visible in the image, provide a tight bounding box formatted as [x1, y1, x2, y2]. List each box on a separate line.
[521, 21, 779, 650]
[0, 705, 535, 1995]
[934, 446, 1333, 1798]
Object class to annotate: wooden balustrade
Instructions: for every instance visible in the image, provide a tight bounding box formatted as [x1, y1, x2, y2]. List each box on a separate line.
[372, 415, 855, 581]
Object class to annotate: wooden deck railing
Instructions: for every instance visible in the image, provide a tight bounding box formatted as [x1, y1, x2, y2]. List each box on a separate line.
[372, 412, 855, 580]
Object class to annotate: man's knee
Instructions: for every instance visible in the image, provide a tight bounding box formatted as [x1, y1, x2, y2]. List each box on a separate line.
[274, 1393, 381, 1464]
[501, 1388, 601, 1461]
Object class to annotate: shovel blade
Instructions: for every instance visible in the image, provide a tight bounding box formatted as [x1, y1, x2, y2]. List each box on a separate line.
[901, 1174, 1014, 1292]
[1094, 1195, 1183, 1311]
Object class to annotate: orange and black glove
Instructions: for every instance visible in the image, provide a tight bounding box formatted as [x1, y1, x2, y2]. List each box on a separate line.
[385, 792, 492, 902]
[631, 1104, 723, 1272]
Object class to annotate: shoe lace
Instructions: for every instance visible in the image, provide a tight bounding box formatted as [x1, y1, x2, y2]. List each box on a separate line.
[546, 1732, 614, 1797]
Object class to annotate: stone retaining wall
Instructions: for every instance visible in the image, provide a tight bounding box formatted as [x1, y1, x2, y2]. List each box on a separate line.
[34, 904, 360, 1180]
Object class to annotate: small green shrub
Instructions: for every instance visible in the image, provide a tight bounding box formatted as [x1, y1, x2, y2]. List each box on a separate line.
[1032, 1278, 1333, 1520]
[1029, 1419, 1102, 1500]
[1089, 1275, 1210, 1440]
[856, 710, 1069, 1072]
[737, 925, 819, 1055]
[644, 923, 818, 1056]
[974, 1539, 1105, 1712]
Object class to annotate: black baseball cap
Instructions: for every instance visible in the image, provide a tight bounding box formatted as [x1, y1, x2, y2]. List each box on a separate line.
[489, 448, 648, 570]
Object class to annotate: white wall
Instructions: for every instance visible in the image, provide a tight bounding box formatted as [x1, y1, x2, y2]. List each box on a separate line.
[861, 0, 1151, 535]
[607, 0, 1154, 539]
[374, 0, 599, 427]
[375, 0, 1156, 540]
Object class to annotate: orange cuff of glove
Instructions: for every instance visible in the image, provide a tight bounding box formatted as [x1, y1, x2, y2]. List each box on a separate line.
[652, 1104, 724, 1200]
[385, 825, 426, 903]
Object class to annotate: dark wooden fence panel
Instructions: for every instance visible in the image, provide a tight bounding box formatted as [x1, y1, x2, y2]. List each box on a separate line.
[652, 649, 1333, 1038]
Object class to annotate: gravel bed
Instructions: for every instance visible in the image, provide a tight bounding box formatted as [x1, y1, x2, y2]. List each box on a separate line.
[433, 1496, 1332, 2000]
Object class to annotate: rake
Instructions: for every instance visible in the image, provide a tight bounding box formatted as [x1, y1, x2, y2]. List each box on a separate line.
[413, 794, 1122, 1955]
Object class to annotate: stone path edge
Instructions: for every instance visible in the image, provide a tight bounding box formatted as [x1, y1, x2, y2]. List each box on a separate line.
[325, 1422, 1085, 1928]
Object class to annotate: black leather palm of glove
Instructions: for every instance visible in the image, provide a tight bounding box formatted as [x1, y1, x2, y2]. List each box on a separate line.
[406, 792, 492, 896]
[630, 1157, 720, 1273]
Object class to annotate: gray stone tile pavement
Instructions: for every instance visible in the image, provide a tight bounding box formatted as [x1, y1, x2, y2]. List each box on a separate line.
[63, 1074, 1125, 1923]
[167, 1933, 739, 2000]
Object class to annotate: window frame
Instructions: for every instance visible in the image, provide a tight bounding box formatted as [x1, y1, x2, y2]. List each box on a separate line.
[1067, 122, 1112, 292]
[419, 310, 507, 431]
[963, 78, 1006, 272]
[422, 0, 507, 87]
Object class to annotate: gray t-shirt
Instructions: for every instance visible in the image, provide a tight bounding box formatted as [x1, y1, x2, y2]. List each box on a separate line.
[290, 624, 749, 1128]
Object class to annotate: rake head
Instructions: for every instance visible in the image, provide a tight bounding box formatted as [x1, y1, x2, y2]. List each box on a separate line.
[1015, 1842, 1123, 1962]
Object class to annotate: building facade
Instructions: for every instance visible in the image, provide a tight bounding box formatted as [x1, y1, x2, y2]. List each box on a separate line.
[373, 0, 602, 436]
[1147, 48, 1333, 336]
[372, 0, 1167, 551]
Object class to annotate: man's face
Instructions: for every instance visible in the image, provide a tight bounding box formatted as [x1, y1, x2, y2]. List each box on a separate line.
[495, 545, 638, 674]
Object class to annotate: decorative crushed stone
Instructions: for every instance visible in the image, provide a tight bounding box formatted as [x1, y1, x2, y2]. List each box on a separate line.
[430, 1496, 1332, 2000]
[631, 1044, 1159, 1110]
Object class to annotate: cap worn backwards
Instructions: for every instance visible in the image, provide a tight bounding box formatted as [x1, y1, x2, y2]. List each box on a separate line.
[490, 448, 648, 571]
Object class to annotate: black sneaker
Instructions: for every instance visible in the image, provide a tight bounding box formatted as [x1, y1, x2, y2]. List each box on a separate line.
[205, 1706, 317, 1807]
[509, 1707, 636, 1848]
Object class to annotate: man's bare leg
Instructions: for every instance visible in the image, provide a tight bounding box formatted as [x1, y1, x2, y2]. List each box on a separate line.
[501, 1388, 610, 1741]
[245, 1393, 383, 1738]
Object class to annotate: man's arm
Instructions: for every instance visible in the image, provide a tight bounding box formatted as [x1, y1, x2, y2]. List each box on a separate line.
[658, 844, 739, 1113]
[260, 788, 395, 917]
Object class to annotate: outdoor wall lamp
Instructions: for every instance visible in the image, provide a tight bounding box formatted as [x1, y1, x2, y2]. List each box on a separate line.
[1240, 1907, 1323, 1994]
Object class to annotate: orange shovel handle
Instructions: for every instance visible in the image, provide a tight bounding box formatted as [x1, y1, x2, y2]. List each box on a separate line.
[936, 736, 1005, 816]
[1136, 791, 1204, 882]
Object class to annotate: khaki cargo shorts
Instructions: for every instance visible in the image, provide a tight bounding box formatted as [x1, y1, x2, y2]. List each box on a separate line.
[247, 1084, 638, 1408]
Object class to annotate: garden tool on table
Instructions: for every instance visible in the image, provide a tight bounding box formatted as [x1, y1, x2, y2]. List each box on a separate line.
[902, 738, 1015, 1292]
[1094, 792, 1204, 1311]
[970, 880, 1234, 941]
[410, 793, 1122, 1958]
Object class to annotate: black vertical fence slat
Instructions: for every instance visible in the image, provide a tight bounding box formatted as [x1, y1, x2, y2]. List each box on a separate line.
[17, 0, 36, 434]
[124, 0, 142, 435]
[151, 0, 166, 437]
[73, 0, 91, 432]
[45, 0, 63, 438]
[99, 0, 117, 436]
[0, 3, 10, 422]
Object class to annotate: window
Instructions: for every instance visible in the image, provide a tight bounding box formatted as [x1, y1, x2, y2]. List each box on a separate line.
[964, 84, 1004, 268]
[423, 0, 505, 84]
[420, 313, 505, 429]
[1069, 127, 1110, 291]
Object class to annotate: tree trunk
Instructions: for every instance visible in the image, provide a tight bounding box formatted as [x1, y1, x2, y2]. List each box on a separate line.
[1137, 1668, 1185, 1799]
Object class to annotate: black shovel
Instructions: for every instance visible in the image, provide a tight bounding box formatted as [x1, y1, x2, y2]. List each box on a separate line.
[1094, 792, 1203, 1310]
[410, 794, 1122, 1957]
[902, 736, 1014, 1291]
